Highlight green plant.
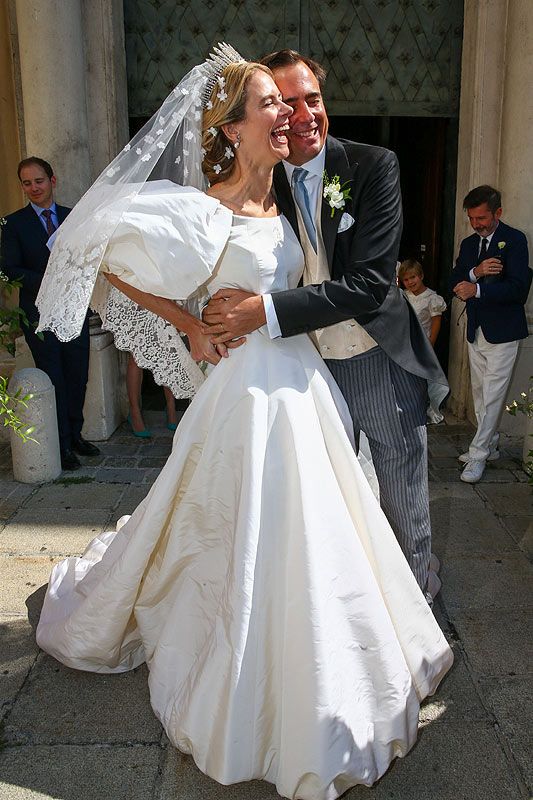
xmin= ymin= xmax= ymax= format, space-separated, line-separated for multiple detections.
xmin=1 ymin=220 xmax=38 ymax=442
xmin=506 ymin=376 xmax=533 ymax=484
xmin=0 ymin=374 xmax=36 ymax=442
xmin=0 ymin=271 xmax=30 ymax=356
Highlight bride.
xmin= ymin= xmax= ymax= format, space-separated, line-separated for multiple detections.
xmin=35 ymin=45 xmax=452 ymax=800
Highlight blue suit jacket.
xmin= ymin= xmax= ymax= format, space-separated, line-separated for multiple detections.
xmin=1 ymin=203 xmax=71 ymax=324
xmin=450 ymin=220 xmax=531 ymax=343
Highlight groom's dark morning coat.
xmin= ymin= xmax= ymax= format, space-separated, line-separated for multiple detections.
xmin=272 ymin=135 xmax=446 ymax=385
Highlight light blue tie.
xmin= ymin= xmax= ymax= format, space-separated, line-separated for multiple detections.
xmin=292 ymin=167 xmax=317 ymax=252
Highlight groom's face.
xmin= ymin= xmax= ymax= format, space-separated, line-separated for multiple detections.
xmin=271 ymin=61 xmax=329 ymax=166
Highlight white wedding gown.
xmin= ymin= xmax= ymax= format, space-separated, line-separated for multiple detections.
xmin=36 ymin=185 xmax=452 ymax=800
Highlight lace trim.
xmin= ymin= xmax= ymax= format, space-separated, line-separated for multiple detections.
xmin=36 ymin=235 xmax=109 ymax=343
xmin=98 ymin=284 xmax=205 ymax=399
xmin=36 ymin=234 xmax=205 ymax=399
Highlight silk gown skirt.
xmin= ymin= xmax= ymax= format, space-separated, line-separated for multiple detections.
xmin=36 ymin=206 xmax=453 ymax=800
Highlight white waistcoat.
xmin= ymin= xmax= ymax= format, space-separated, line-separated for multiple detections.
xmin=294 ymin=203 xmax=378 ymax=360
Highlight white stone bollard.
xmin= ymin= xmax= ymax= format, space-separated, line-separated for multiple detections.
xmin=9 ymin=368 xmax=61 ymax=483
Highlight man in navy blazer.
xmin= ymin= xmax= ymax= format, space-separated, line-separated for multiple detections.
xmin=1 ymin=157 xmax=99 ymax=470
xmin=451 ymin=184 xmax=531 ymax=483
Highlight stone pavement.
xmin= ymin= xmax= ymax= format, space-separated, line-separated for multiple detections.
xmin=0 ymin=411 xmax=531 ymax=800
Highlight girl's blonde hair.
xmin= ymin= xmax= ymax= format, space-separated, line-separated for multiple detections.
xmin=202 ymin=62 xmax=273 ymax=185
xmin=398 ymin=258 xmax=424 ymax=284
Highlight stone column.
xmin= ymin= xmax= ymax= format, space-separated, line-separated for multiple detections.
xmin=448 ymin=0 xmax=509 ymax=420
xmin=82 ymin=0 xmax=129 ymax=180
xmin=0 ymin=4 xmax=23 ymax=404
xmin=81 ymin=320 xmax=123 ymax=441
xmin=497 ymin=0 xmax=533 ymax=435
xmin=14 ymin=0 xmax=92 ymax=206
xmin=0 ymin=2 xmax=22 ymax=214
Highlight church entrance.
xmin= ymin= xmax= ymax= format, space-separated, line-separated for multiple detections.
xmin=330 ymin=114 xmax=457 ymax=368
xmin=124 ymin=0 xmax=464 ymax=375
xmin=330 ymin=116 xmax=457 ymax=294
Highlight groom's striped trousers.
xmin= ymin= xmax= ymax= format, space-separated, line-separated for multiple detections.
xmin=326 ymin=346 xmax=431 ymax=592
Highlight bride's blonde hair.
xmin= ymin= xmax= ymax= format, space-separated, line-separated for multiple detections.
xmin=202 ymin=62 xmax=272 ymax=185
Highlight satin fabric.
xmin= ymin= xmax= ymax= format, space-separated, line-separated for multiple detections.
xmin=37 ymin=199 xmax=452 ymax=799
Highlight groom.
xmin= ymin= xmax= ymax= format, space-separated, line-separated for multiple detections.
xmin=204 ymin=50 xmax=447 ymax=595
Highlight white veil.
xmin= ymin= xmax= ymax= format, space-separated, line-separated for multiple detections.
xmin=36 ymin=44 xmax=244 ymax=398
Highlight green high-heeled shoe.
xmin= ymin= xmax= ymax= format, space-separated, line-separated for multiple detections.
xmin=127 ymin=414 xmax=152 ymax=438
xmin=166 ymin=412 xmax=178 ymax=431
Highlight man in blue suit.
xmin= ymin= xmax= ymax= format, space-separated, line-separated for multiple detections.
xmin=1 ymin=157 xmax=100 ymax=470
xmin=452 ymin=184 xmax=531 ymax=483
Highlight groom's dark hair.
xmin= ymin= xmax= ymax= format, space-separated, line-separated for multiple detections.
xmin=261 ymin=49 xmax=327 ymax=87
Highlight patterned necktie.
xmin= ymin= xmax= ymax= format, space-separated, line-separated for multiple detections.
xmin=42 ymin=209 xmax=56 ymax=237
xmin=478 ymin=237 xmax=488 ymax=263
xmin=292 ymin=167 xmax=317 ymax=252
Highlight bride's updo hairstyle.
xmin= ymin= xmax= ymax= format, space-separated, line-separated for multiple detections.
xmin=202 ymin=62 xmax=272 ymax=185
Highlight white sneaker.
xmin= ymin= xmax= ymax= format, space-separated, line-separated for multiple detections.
xmin=427 ymin=408 xmax=444 ymax=424
xmin=460 ymin=459 xmax=486 ymax=483
xmin=458 ymin=448 xmax=499 ymax=463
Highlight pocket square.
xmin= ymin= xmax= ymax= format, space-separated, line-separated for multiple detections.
xmin=338 ymin=212 xmax=355 ymax=233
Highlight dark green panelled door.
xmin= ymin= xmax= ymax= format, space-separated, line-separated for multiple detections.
xmin=124 ymin=0 xmax=463 ymax=119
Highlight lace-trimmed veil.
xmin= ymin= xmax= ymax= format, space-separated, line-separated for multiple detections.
xmin=36 ymin=44 xmax=245 ymax=398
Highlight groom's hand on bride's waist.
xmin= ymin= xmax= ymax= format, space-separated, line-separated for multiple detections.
xmin=203 ymin=289 xmax=266 ymax=344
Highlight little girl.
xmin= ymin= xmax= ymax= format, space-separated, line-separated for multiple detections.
xmin=398 ymin=259 xmax=448 ymax=424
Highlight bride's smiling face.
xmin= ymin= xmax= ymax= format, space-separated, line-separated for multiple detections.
xmin=226 ymin=71 xmax=292 ymax=168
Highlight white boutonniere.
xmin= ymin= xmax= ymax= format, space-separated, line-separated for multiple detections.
xmin=323 ymin=171 xmax=352 ymax=218
xmin=497 ymin=241 xmax=506 ymax=250
xmin=0 ymin=217 xmax=6 ymax=226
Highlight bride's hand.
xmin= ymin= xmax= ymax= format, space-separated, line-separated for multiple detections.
xmin=186 ymin=326 xmax=222 ymax=365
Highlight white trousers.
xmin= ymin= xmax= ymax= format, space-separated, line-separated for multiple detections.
xmin=467 ymin=328 xmax=519 ymax=461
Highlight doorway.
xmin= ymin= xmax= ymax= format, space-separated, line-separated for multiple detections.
xmin=329 ymin=115 xmax=458 ymax=370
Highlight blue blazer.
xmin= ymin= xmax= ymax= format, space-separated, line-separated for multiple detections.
xmin=1 ymin=203 xmax=71 ymax=324
xmin=450 ymin=220 xmax=531 ymax=343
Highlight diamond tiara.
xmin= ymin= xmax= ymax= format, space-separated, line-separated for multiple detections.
xmin=201 ymin=42 xmax=246 ymax=108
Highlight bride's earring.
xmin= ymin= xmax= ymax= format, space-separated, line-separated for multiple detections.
xmin=233 ymin=133 xmax=241 ymax=150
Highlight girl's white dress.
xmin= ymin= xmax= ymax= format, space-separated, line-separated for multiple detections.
xmin=403 ymin=287 xmax=447 ymax=339
xmin=36 ymin=184 xmax=452 ymax=800
xmin=404 ymin=288 xmax=449 ymax=421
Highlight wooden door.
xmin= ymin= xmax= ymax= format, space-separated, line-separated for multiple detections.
xmin=124 ymin=1 xmax=463 ymax=120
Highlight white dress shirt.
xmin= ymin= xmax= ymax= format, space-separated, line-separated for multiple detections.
xmin=263 ymin=148 xmax=326 ymax=338
xmin=468 ymin=226 xmax=499 ymax=299
xmin=31 ymin=201 xmax=58 ymax=231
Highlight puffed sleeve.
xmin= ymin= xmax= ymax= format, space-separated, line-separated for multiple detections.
xmin=428 ymin=292 xmax=447 ymax=316
xmin=100 ymin=182 xmax=232 ymax=300
xmin=36 ymin=181 xmax=233 ymax=399
xmin=93 ymin=184 xmax=233 ymax=398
